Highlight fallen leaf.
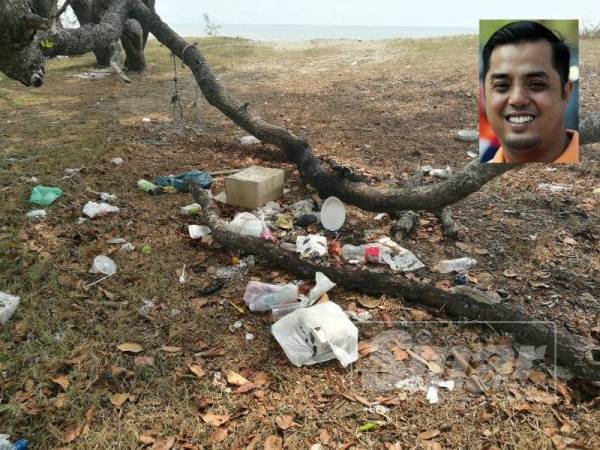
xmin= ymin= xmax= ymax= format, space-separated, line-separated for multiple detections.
xmin=264 ymin=435 xmax=283 ymax=450
xmin=389 ymin=345 xmax=408 ymax=361
xmin=201 ymin=413 xmax=230 ymax=427
xmin=51 ymin=375 xmax=70 ymax=390
xmin=235 ymin=382 xmax=258 ymax=394
xmin=420 ymin=346 xmax=439 ymax=361
xmin=418 ymin=429 xmax=441 ymax=440
xmin=226 ymin=370 xmax=250 ymax=386
xmin=188 ymin=364 xmax=205 ymax=379
xmin=111 ymin=366 xmax=134 ymax=378
xmin=209 ymin=428 xmax=228 ymax=444
xmin=63 ymin=423 xmax=83 ymax=443
xmin=53 ymin=393 xmax=68 ymax=409
xmin=358 ymin=296 xmax=381 ymax=309
xmin=276 ymin=414 xmax=294 ymax=430
xmin=562 ymin=237 xmax=576 ymax=246
xmin=139 ymin=434 xmax=156 ymax=445
xmin=406 ymin=348 xmax=443 ymax=374
xmin=409 ymin=309 xmax=432 ymax=321
xmin=190 ymin=298 xmax=209 ymax=310
xmin=513 ymin=402 xmax=531 ymax=412
xmin=152 ymin=437 xmax=176 ymax=450
xmin=160 ymin=346 xmax=182 ymax=353
xmin=319 ymin=428 xmax=331 ymax=445
xmin=382 ymin=313 xmax=393 ymax=328
xmin=134 ymin=356 xmax=155 ymax=367
xmin=196 ymin=347 xmax=226 ymax=358
xmin=455 ymin=242 xmax=469 ymax=250
xmin=528 ymin=370 xmax=546 ymax=385
xmin=253 ymin=371 xmax=269 ymax=385
xmin=434 ymin=279 xmax=452 ymax=291
xmin=358 ymin=341 xmax=379 ymax=357
xmin=503 ymin=270 xmax=517 ymax=278
xmin=110 ymin=393 xmax=130 ymax=407
xmin=117 ymin=342 xmax=143 ymax=353
xmin=473 ymin=247 xmax=489 ymax=255
xmin=81 ymin=407 xmax=96 ymax=435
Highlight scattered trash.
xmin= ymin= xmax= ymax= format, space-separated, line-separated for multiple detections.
xmin=245 ymin=332 xmax=255 ymax=341
xmin=111 ymin=157 xmax=125 ymax=165
xmin=140 ymin=244 xmax=152 ymax=255
xmin=271 ymin=302 xmax=304 ymax=321
xmin=213 ymin=191 xmax=227 ymax=203
xmin=26 ymin=210 xmax=46 ymax=220
xmin=180 ymin=203 xmax=202 ymax=215
xmin=189 ymin=225 xmax=211 ymax=239
xmin=137 ymin=179 xmax=162 ymax=194
xmin=225 ymin=165 xmax=285 ymax=209
xmin=198 ymin=279 xmax=226 ymax=295
xmin=467 ymin=150 xmax=479 ymax=158
xmin=0 ymin=435 xmax=28 ymax=450
xmin=0 ymin=292 xmax=20 ymax=325
xmin=100 ymin=192 xmax=117 ymax=202
xmin=374 ymin=213 xmax=387 ymax=221
xmin=296 ymin=234 xmax=328 ymax=258
xmin=255 ymin=201 xmax=282 ymax=220
xmin=89 ymin=255 xmax=117 ymax=276
xmin=435 ymin=379 xmax=455 ymax=391
xmin=26 ymin=176 xmax=38 ymax=184
xmin=142 ymin=117 xmax=151 ymax=122
xmin=434 ymin=257 xmax=476 ymax=273
xmin=76 ymin=217 xmax=87 ymax=224
xmin=421 ymin=165 xmax=434 ymax=175
xmin=243 ymin=281 xmax=298 ymax=312
xmin=63 ymin=167 xmax=82 ymax=179
xmin=139 ymin=299 xmax=154 ymax=317
xmin=307 ymin=272 xmax=336 ymax=305
xmin=179 ymin=264 xmax=187 ymax=284
xmin=275 ymin=213 xmax=294 ymax=230
xmin=73 ymin=71 xmax=112 ymax=79
xmin=341 ymin=241 xmax=424 ymax=271
xmin=107 ymin=238 xmax=127 ymax=244
xmin=454 ymin=273 xmax=467 ymax=285
xmin=229 ymin=212 xmax=274 ymax=241
xmin=429 ymin=166 xmax=453 ymax=179
xmin=291 ymin=199 xmax=316 ymax=218
xmin=120 ymin=243 xmax=135 ymax=252
xmin=154 ymin=170 xmax=213 ymax=192
xmin=237 ymin=135 xmax=261 ymax=145
xmin=271 ymin=301 xmax=358 ymax=367
xmin=426 ymin=385 xmax=439 ymax=404
xmin=83 ymin=201 xmax=120 ymax=218
xmin=394 ymin=376 xmax=425 ymax=392
xmin=538 ymin=183 xmax=573 ymax=193
xmin=29 ymin=186 xmax=62 ymax=206
xmin=457 ymin=129 xmax=479 ymax=142
xmin=347 ymin=310 xmax=373 ymax=323
xmin=320 ymin=196 xmax=346 ymax=231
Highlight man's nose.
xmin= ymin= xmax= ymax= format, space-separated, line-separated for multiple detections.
xmin=508 ymin=85 xmax=530 ymax=107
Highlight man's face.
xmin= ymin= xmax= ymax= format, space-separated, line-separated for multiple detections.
xmin=484 ymin=40 xmax=572 ymax=161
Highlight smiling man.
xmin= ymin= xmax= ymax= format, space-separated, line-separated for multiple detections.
xmin=482 ymin=21 xmax=578 ymax=163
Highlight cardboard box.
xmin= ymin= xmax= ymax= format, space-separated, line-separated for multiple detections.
xmin=225 ymin=166 xmax=285 ymax=209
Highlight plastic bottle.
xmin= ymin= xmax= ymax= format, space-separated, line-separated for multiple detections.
xmin=137 ymin=179 xmax=162 ymax=195
xmin=0 ymin=435 xmax=28 ymax=450
xmin=436 ymin=257 xmax=477 ymax=274
xmin=243 ymin=282 xmax=298 ymax=312
xmin=341 ymin=244 xmax=390 ymax=263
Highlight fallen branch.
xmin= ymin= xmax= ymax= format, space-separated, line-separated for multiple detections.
xmin=191 ymin=186 xmax=600 ymax=380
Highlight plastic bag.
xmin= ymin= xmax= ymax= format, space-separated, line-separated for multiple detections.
xmin=189 ymin=225 xmax=211 ymax=239
xmin=243 ymin=281 xmax=298 ymax=312
xmin=29 ymin=186 xmax=62 ymax=206
xmin=307 ymin=272 xmax=336 ymax=305
xmin=296 ymin=235 xmax=328 ymax=258
xmin=82 ymin=201 xmax=120 ymax=218
xmin=229 ymin=212 xmax=274 ymax=241
xmin=271 ymin=302 xmax=358 ymax=367
xmin=0 ymin=292 xmax=20 ymax=325
xmin=154 ymin=169 xmax=213 ymax=192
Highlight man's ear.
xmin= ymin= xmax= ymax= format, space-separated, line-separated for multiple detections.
xmin=562 ymin=79 xmax=573 ymax=102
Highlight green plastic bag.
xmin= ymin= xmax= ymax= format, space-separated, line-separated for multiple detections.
xmin=29 ymin=186 xmax=63 ymax=206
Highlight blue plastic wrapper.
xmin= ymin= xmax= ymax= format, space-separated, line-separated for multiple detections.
xmin=154 ymin=170 xmax=212 ymax=192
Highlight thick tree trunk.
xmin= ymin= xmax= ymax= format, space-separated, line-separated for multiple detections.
xmin=191 ymin=186 xmax=600 ymax=380
xmin=122 ymin=17 xmax=145 ymax=71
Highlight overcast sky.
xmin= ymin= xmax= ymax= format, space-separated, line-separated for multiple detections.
xmin=156 ymin=0 xmax=599 ymax=27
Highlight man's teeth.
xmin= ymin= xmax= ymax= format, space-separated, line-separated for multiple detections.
xmin=508 ymin=115 xmax=534 ymax=124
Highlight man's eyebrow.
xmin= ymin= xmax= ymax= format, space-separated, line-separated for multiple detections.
xmin=489 ymin=73 xmax=510 ymax=80
xmin=525 ymin=71 xmax=549 ymax=79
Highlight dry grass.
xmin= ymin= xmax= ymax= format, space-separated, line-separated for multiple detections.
xmin=1 ymin=36 xmax=599 ymax=449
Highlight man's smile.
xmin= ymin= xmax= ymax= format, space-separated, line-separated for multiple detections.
xmin=504 ymin=112 xmax=536 ymax=129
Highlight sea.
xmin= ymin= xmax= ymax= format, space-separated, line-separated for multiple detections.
xmin=168 ymin=23 xmax=477 ymax=41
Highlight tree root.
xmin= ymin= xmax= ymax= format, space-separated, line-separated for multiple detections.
xmin=191 ymin=186 xmax=600 ymax=380
xmin=436 ymin=208 xmax=460 ymax=239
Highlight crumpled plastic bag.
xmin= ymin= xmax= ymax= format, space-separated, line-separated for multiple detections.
xmin=296 ymin=234 xmax=328 ymax=257
xmin=89 ymin=255 xmax=117 ymax=275
xmin=29 ymin=185 xmax=63 ymax=206
xmin=229 ymin=212 xmax=274 ymax=241
xmin=307 ymin=272 xmax=336 ymax=305
xmin=83 ymin=201 xmax=120 ymax=218
xmin=154 ymin=170 xmax=213 ymax=192
xmin=271 ymin=302 xmax=358 ymax=367
xmin=0 ymin=292 xmax=20 ymax=325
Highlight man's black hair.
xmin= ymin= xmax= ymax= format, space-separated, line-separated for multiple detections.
xmin=482 ymin=21 xmax=571 ymax=88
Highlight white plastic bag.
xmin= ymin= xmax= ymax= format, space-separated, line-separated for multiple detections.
xmin=296 ymin=235 xmax=328 ymax=258
xmin=83 ymin=201 xmax=120 ymax=218
xmin=0 ymin=292 xmax=20 ymax=325
xmin=229 ymin=212 xmax=274 ymax=241
xmin=271 ymin=302 xmax=358 ymax=367
xmin=243 ymin=281 xmax=298 ymax=311
xmin=307 ymin=272 xmax=336 ymax=305
xmin=189 ymin=225 xmax=211 ymax=239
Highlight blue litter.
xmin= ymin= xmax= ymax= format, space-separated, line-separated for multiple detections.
xmin=154 ymin=170 xmax=212 ymax=192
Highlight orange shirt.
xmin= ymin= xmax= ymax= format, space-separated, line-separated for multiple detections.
xmin=490 ymin=130 xmax=579 ymax=163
